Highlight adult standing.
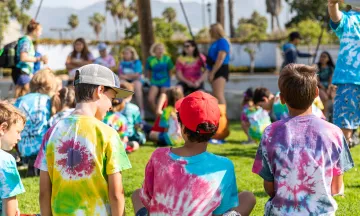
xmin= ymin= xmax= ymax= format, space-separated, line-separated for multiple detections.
xmin=176 ymin=40 xmax=207 ymax=96
xmin=13 ymin=19 xmax=48 ymax=97
xmin=281 ymin=32 xmax=314 ymax=68
xmin=206 ymin=23 xmax=230 ymax=105
xmin=65 ymin=38 xmax=94 ymax=84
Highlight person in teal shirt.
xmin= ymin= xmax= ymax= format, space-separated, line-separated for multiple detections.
xmin=146 ymin=43 xmax=174 ymax=114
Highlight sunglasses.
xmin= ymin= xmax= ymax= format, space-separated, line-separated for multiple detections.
xmin=184 ymin=44 xmax=192 ymax=48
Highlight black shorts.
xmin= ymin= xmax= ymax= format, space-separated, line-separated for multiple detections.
xmin=177 ymin=81 xmax=204 ymax=95
xmin=136 ymin=207 xmax=148 ymax=216
xmin=11 ymin=67 xmax=22 ymax=84
xmin=213 ymin=64 xmax=229 ymax=82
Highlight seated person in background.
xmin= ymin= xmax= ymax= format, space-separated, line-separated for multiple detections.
xmin=252 ymin=64 xmax=354 ymax=216
xmin=317 ymin=51 xmax=335 ymax=117
xmin=242 ymin=87 xmax=272 ymax=143
xmin=94 ymin=42 xmax=116 ymax=69
xmin=0 ymin=102 xmax=26 ymax=216
xmin=240 ymin=88 xmax=255 ymax=144
xmin=149 ymin=87 xmax=184 ymax=146
xmin=103 ymin=98 xmax=139 ymax=153
xmin=132 ymin=91 xmax=256 ymax=216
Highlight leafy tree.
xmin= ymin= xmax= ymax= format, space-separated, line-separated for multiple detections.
xmin=89 ymin=13 xmax=106 ymax=40
xmin=68 ymin=14 xmax=79 ymax=38
xmin=195 ymin=27 xmax=210 ymax=40
xmin=106 ymin=0 xmax=123 ymax=39
xmin=162 ymin=7 xmax=177 ymax=23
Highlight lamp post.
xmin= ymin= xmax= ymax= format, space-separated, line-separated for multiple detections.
xmin=207 ymin=2 xmax=212 ymax=26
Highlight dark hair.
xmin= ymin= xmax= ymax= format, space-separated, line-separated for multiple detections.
xmin=182 ymin=40 xmax=200 ymax=58
xmin=317 ymin=51 xmax=335 ymax=69
xmin=51 ymin=87 xmax=76 ymax=115
xmin=27 ymin=19 xmax=40 ymax=34
xmin=253 ymin=87 xmax=271 ymax=105
xmin=167 ymin=87 xmax=184 ymax=107
xmin=242 ymin=87 xmax=254 ymax=106
xmin=278 ymin=64 xmax=318 ymax=110
xmin=177 ymin=113 xmax=218 ymax=143
xmin=289 ymin=31 xmax=301 ymax=41
xmin=71 ymin=38 xmax=91 ymax=61
xmin=74 ymin=71 xmax=111 ymax=102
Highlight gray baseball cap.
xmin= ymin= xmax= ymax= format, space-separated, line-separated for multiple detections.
xmin=74 ymin=64 xmax=134 ymax=98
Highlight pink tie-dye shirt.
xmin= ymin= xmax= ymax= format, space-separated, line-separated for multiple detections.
xmin=252 ymin=115 xmax=354 ymax=216
xmin=140 ymin=147 xmax=239 ymax=215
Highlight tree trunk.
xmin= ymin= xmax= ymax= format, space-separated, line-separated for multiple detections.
xmin=271 ymin=15 xmax=274 ymax=32
xmin=250 ymin=56 xmax=255 ymax=74
xmin=275 ymin=15 xmax=281 ymax=31
xmin=216 ymin=0 xmax=225 ymax=27
xmin=228 ymin=0 xmax=235 ymax=38
xmin=136 ymin=0 xmax=154 ymax=71
xmin=113 ymin=17 xmax=119 ymax=40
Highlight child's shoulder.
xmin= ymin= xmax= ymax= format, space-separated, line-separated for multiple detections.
xmin=208 ymin=152 xmax=235 ymax=168
xmin=0 ymin=150 xmax=17 ymax=168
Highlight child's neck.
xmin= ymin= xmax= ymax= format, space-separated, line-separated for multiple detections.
xmin=73 ymin=102 xmax=97 ymax=117
xmin=172 ymin=142 xmax=207 ymax=157
xmin=288 ymin=106 xmax=313 ymax=117
xmin=321 ymin=63 xmax=328 ymax=68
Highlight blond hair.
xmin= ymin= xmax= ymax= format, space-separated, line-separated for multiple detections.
xmin=210 ymin=23 xmax=227 ymax=40
xmin=150 ymin=42 xmax=165 ymax=56
xmin=0 ymin=101 xmax=26 ymax=128
xmin=30 ymin=68 xmax=56 ymax=96
xmin=123 ymin=46 xmax=139 ymax=61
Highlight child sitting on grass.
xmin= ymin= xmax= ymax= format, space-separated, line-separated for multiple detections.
xmin=149 ymin=87 xmax=184 ymax=146
xmin=35 ymin=64 xmax=133 ymax=215
xmin=120 ymin=82 xmax=147 ymax=145
xmin=49 ymin=87 xmax=76 ymax=127
xmin=132 ymin=91 xmax=256 ymax=216
xmin=240 ymin=88 xmax=255 ymax=144
xmin=241 ymin=87 xmax=272 ymax=144
xmin=103 ymin=98 xmax=139 ymax=153
xmin=14 ymin=68 xmax=56 ymax=177
xmin=252 ymin=64 xmax=354 ymax=215
xmin=0 ymin=102 xmax=26 ymax=216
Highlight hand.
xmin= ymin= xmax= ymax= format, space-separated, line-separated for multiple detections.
xmin=15 ymin=208 xmax=20 ymax=216
xmin=193 ymin=80 xmax=201 ymax=88
xmin=41 ymin=55 xmax=48 ymax=64
xmin=156 ymin=109 xmax=163 ymax=116
xmin=328 ymin=0 xmax=343 ymax=6
xmin=208 ymin=73 xmax=215 ymax=83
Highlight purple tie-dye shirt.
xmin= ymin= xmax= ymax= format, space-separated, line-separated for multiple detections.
xmin=252 ymin=115 xmax=354 ymax=216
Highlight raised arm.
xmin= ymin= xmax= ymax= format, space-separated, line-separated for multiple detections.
xmin=328 ymin=0 xmax=343 ymax=23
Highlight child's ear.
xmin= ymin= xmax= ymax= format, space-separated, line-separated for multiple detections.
xmin=279 ymin=92 xmax=286 ymax=105
xmin=315 ymin=87 xmax=320 ymax=98
xmin=0 ymin=122 xmax=8 ymax=136
xmin=94 ymin=86 xmax=104 ymax=99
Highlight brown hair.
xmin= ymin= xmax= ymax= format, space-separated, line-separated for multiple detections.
xmin=51 ymin=87 xmax=76 ymax=115
xmin=27 ymin=19 xmax=41 ymax=34
xmin=71 ymin=38 xmax=91 ymax=61
xmin=0 ymin=101 xmax=26 ymax=128
xmin=167 ymin=87 xmax=184 ymax=107
xmin=30 ymin=69 xmax=56 ymax=96
xmin=278 ymin=64 xmax=318 ymax=110
xmin=253 ymin=87 xmax=271 ymax=105
xmin=112 ymin=98 xmax=126 ymax=112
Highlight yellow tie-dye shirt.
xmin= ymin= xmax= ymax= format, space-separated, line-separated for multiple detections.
xmin=35 ymin=115 xmax=131 ymax=216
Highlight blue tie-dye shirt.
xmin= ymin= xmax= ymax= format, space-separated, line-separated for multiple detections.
xmin=0 ymin=150 xmax=25 ymax=213
xmin=252 ymin=115 xmax=354 ymax=216
xmin=15 ymin=93 xmax=51 ymax=157
xmin=330 ymin=10 xmax=360 ymax=85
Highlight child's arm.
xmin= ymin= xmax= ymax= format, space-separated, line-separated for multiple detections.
xmin=108 ymin=172 xmax=125 ymax=216
xmin=331 ymin=175 xmax=344 ymax=195
xmin=328 ymin=0 xmax=344 ymax=23
xmin=264 ymin=180 xmax=275 ymax=198
xmin=3 ymin=196 xmax=19 ymax=216
xmin=39 ymin=171 xmax=52 ymax=216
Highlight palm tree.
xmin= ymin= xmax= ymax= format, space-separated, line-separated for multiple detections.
xmin=68 ymin=14 xmax=79 ymax=38
xmin=136 ymin=0 xmax=154 ymax=67
xmin=266 ymin=0 xmax=282 ymax=32
xmin=106 ymin=0 xmax=123 ymax=39
xmin=228 ymin=0 xmax=235 ymax=38
xmin=216 ymin=0 xmax=225 ymax=27
xmin=162 ymin=7 xmax=177 ymax=23
xmin=126 ymin=8 xmax=136 ymax=24
xmin=89 ymin=13 xmax=106 ymax=40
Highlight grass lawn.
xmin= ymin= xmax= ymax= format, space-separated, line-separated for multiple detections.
xmin=18 ymin=123 xmax=360 ymax=215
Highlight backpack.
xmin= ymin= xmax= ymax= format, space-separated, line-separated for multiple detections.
xmin=0 ymin=39 xmax=19 ymax=68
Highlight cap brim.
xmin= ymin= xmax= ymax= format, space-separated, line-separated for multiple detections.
xmin=112 ymin=87 xmax=134 ymax=99
xmin=175 ymin=97 xmax=185 ymax=111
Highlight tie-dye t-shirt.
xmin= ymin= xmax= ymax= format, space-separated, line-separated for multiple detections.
xmin=252 ymin=115 xmax=354 ymax=216
xmin=330 ymin=10 xmax=360 ymax=85
xmin=35 ymin=115 xmax=131 ymax=216
xmin=103 ymin=111 xmax=128 ymax=140
xmin=176 ymin=54 xmax=206 ymax=82
xmin=15 ymin=93 xmax=51 ymax=157
xmin=140 ymin=148 xmax=239 ymax=215
xmin=272 ymin=92 xmax=325 ymax=121
xmin=146 ymin=55 xmax=174 ymax=85
xmin=0 ymin=150 xmax=25 ymax=213
xmin=159 ymin=106 xmax=183 ymax=146
xmin=121 ymin=102 xmax=142 ymax=137
xmin=242 ymin=106 xmax=272 ymax=142
xmin=49 ymin=108 xmax=75 ymax=127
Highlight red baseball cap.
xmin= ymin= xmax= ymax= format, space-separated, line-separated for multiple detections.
xmin=175 ymin=91 xmax=220 ymax=134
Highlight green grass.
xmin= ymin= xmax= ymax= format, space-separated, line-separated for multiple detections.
xmin=18 ymin=123 xmax=360 ymax=215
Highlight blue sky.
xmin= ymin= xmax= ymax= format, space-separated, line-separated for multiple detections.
xmin=33 ymin=0 xmax=214 ymax=9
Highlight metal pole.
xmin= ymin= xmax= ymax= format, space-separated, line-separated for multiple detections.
xmin=35 ymin=0 xmax=44 ymax=20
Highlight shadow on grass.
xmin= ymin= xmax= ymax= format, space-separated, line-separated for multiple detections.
xmin=212 ymin=146 xmax=258 ymax=159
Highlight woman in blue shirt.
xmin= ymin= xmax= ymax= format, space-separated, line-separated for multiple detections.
xmin=206 ymin=23 xmax=230 ymax=105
